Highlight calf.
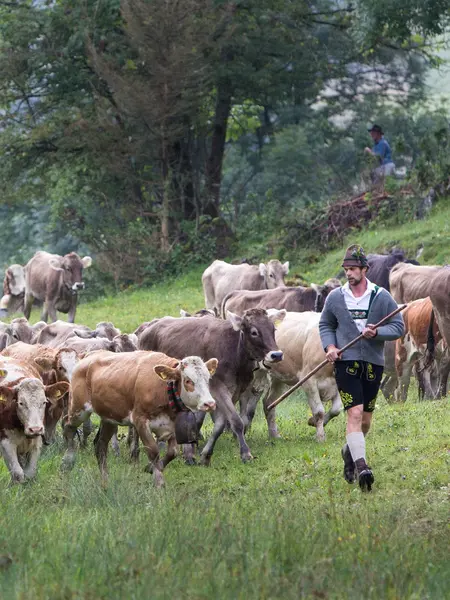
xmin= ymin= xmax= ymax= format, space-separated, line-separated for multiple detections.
xmin=0 ymin=356 xmax=68 ymax=483
xmin=62 ymin=352 xmax=217 ymax=487
xmin=138 ymin=308 xmax=285 ymax=464
xmin=260 ymin=311 xmax=343 ymax=441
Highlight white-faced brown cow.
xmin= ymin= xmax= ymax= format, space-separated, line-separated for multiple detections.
xmin=62 ymin=352 xmax=217 ymax=487
xmin=0 ymin=356 xmax=68 ymax=483
xmin=1 ymin=342 xmax=78 ymax=443
xmin=202 ymin=259 xmax=289 ymax=314
xmin=221 ymin=278 xmax=341 ymax=318
xmin=0 ymin=264 xmax=26 ymax=317
xmin=24 ymin=251 xmax=92 ymax=323
xmin=389 ymin=263 xmax=442 ymax=303
xmin=257 ymin=311 xmax=343 ymax=441
xmin=394 ymin=297 xmax=448 ymax=401
xmin=138 ymin=308 xmax=285 ymax=465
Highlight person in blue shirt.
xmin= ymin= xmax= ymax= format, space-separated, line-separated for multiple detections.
xmin=364 ymin=124 xmax=395 ymax=184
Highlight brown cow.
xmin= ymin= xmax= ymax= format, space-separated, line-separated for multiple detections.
xmin=0 ymin=264 xmax=26 ymax=317
xmin=0 ymin=356 xmax=68 ymax=482
xmin=394 ymin=298 xmax=448 ymax=401
xmin=221 ymin=279 xmax=341 ymax=318
xmin=62 ymin=352 xmax=217 ymax=487
xmin=24 ymin=251 xmax=92 ymax=323
xmin=202 ymin=259 xmax=289 ymax=314
xmin=389 ymin=263 xmax=442 ymax=303
xmin=138 ymin=308 xmax=285 ymax=464
xmin=0 ymin=318 xmax=47 ymax=351
xmin=1 ymin=342 xmax=78 ymax=443
xmin=430 ymin=267 xmax=450 ymax=393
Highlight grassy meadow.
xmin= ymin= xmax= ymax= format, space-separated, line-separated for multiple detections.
xmin=1 ymin=206 xmax=450 ymax=599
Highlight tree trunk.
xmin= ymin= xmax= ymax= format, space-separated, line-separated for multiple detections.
xmin=204 ymin=80 xmax=232 ymax=218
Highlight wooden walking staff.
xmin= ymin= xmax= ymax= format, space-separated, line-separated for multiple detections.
xmin=267 ymin=303 xmax=407 ymax=411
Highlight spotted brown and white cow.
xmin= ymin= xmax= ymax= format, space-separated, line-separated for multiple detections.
xmin=62 ymin=352 xmax=217 ymax=487
xmin=0 ymin=356 xmax=68 ymax=483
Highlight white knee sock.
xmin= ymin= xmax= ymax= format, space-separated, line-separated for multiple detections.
xmin=346 ymin=431 xmax=366 ymax=462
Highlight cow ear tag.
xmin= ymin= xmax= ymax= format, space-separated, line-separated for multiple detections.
xmin=160 ymin=372 xmax=167 ymax=380
xmin=0 ymin=370 xmax=6 ymax=378
xmin=274 ymin=320 xmax=282 ymax=328
xmin=56 ymin=390 xmax=61 ymax=398
xmin=0 ymin=394 xmax=4 ymax=402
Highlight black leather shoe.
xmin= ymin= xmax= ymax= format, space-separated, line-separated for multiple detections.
xmin=355 ymin=458 xmax=374 ymax=492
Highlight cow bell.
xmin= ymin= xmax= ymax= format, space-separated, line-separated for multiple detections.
xmin=175 ymin=411 xmax=199 ymax=445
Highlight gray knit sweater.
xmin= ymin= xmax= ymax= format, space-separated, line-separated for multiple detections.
xmin=319 ymin=287 xmax=404 ymax=366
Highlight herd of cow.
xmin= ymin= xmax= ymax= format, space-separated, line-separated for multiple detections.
xmin=0 ymin=248 xmax=448 ymax=487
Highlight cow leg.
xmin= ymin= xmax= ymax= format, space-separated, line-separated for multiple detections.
xmin=62 ymin=404 xmax=93 ymax=471
xmin=201 ymin=385 xmax=252 ymax=465
xmin=82 ymin=417 xmax=95 ymax=447
xmin=380 ymin=373 xmax=397 ymax=401
xmin=304 ymin=380 xmax=326 ymax=441
xmin=0 ymin=439 xmax=25 ymax=483
xmin=22 ymin=438 xmax=43 ymax=481
xmin=162 ymin=435 xmax=178 ymax=468
xmin=199 ymin=411 xmax=227 ymax=466
xmin=324 ymin=389 xmax=343 ymax=426
xmin=437 ymin=353 xmax=450 ymax=398
xmin=263 ymin=378 xmax=285 ymax=439
xmin=133 ymin=417 xmax=165 ymax=488
xmin=111 ymin=433 xmax=120 ymax=457
xmin=24 ymin=293 xmax=34 ymax=320
xmin=94 ymin=421 xmax=117 ymax=483
xmin=68 ymin=300 xmax=77 ymax=324
xmin=394 ymin=362 xmax=413 ymax=402
xmin=127 ymin=426 xmax=140 ymax=462
xmin=47 ymin=301 xmax=58 ymax=324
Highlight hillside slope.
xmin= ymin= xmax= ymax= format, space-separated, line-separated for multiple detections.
xmin=70 ymin=200 xmax=450 ymax=332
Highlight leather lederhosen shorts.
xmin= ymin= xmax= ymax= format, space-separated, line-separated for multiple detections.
xmin=334 ymin=360 xmax=384 ymax=412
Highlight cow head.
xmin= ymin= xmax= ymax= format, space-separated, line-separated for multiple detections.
xmin=227 ymin=308 xmax=286 ymax=364
xmin=9 ymin=317 xmax=34 ymax=344
xmin=154 ymin=356 xmax=218 ymax=412
xmin=111 ymin=334 xmax=138 ymax=352
xmin=42 ymin=381 xmax=71 ymax=444
xmin=311 ymin=278 xmax=341 ymax=312
xmin=95 ymin=321 xmax=121 ymax=340
xmin=49 ymin=253 xmax=92 ymax=293
xmin=3 ymin=264 xmax=25 ymax=297
xmin=259 ymin=260 xmax=289 ymax=289
xmin=0 ymin=379 xmax=68 ymax=438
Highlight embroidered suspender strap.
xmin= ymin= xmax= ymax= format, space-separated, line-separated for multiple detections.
xmin=348 ymin=285 xmax=379 ymax=321
xmin=167 ymin=381 xmax=187 ymax=413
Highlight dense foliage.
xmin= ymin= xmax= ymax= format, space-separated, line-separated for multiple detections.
xmin=0 ymin=0 xmax=449 ymax=290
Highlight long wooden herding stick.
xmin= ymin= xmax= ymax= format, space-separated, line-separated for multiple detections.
xmin=266 ymin=303 xmax=407 ymax=411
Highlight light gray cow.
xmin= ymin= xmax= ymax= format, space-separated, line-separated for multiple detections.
xmin=202 ymin=259 xmax=289 ymax=314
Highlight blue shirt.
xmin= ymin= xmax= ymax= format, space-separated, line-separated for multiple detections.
xmin=372 ymin=138 xmax=393 ymax=165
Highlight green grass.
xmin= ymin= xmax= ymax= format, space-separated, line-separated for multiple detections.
xmin=2 ymin=203 xmax=450 ymax=599
xmin=0 ymin=392 xmax=448 ymax=599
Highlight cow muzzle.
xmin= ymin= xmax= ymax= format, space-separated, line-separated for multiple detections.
xmin=72 ymin=282 xmax=85 ymax=292
xmin=265 ymin=351 xmax=283 ymax=363
xmin=199 ymin=399 xmax=216 ymax=412
xmin=25 ymin=425 xmax=45 ymax=437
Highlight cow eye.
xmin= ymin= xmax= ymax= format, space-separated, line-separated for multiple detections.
xmin=250 ymin=328 xmax=259 ymax=337
xmin=269 ymin=273 xmax=274 ymax=278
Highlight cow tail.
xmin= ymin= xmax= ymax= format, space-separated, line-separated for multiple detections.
xmin=424 ymin=309 xmax=436 ymax=368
